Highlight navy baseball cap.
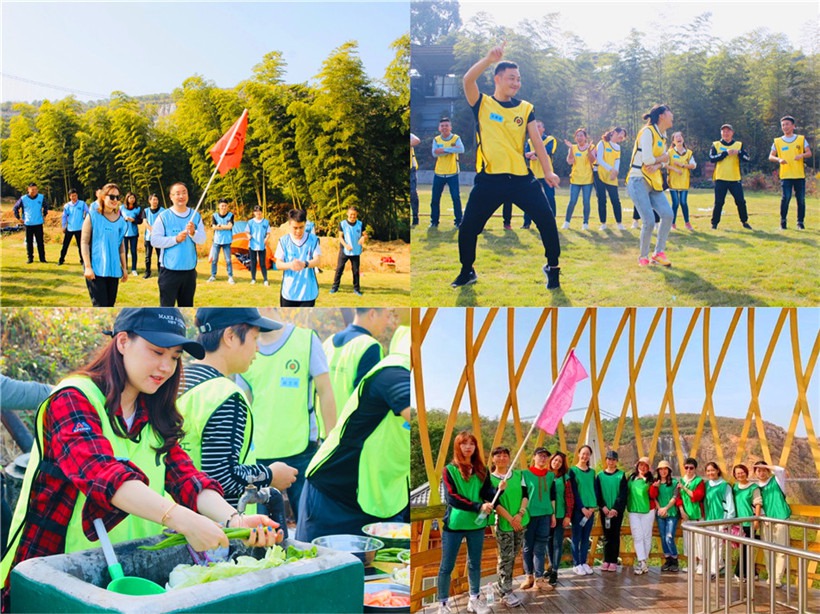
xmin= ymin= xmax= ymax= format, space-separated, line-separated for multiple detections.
xmin=107 ymin=308 xmax=204 ymax=359
xmin=534 ymin=447 xmax=550 ymax=456
xmin=195 ymin=308 xmax=281 ymax=334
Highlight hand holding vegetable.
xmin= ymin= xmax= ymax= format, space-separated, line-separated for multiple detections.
xmin=167 ymin=506 xmax=230 ymax=552
xmin=232 ymin=514 xmax=282 ymax=547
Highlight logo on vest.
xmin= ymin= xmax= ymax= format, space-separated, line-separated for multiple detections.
xmin=72 ymin=420 xmax=92 ymax=434
xmin=285 ymin=359 xmax=300 ymax=374
xmin=514 ymin=116 xmax=524 ymax=126
xmin=489 ymin=112 xmax=504 ymax=123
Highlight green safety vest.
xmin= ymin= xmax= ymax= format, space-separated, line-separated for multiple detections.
xmin=389 ymin=325 xmax=410 ymax=357
xmin=242 ymin=327 xmax=315 ymax=458
xmin=704 ymin=479 xmax=731 ymax=521
xmin=1 ymin=377 xmax=167 ymax=584
xmin=733 ymin=483 xmax=759 ymax=526
xmin=307 ymin=352 xmax=410 ymax=518
xmin=524 ymin=469 xmax=554 ymax=517
xmin=597 ymin=470 xmax=625 ymax=510
xmin=680 ymin=475 xmax=703 ymax=520
xmin=322 ymin=332 xmax=383 ymax=439
xmin=627 ymin=477 xmax=651 ymax=513
xmin=554 ymin=474 xmax=568 ymax=518
xmin=759 ymin=478 xmax=791 ymax=520
xmin=489 ymin=470 xmax=530 ymax=532
xmin=656 ymin=479 xmax=680 ymax=517
xmin=445 ymin=464 xmax=485 ymax=530
xmin=570 ymin=466 xmax=596 ymax=508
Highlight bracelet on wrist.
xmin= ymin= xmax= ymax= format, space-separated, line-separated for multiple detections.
xmin=161 ymin=502 xmax=178 ymax=526
xmin=224 ymin=511 xmax=242 ymax=528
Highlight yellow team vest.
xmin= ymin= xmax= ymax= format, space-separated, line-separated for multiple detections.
xmin=528 ymin=135 xmax=557 ymax=179
xmin=1 ymin=377 xmax=167 ymax=584
xmin=410 ymin=146 xmax=418 ymax=170
xmin=773 ymin=135 xmax=806 ymax=179
xmin=596 ymin=141 xmax=621 ymax=186
xmin=433 ymin=134 xmax=461 ymax=175
xmin=713 ymin=141 xmax=742 ymax=181
xmin=667 ymin=147 xmax=693 ymax=190
xmin=475 ymin=94 xmax=533 ymax=176
xmin=570 ymin=144 xmax=594 ymax=185
xmin=629 ymin=125 xmax=666 ymax=191
xmin=389 ymin=325 xmax=410 ymax=357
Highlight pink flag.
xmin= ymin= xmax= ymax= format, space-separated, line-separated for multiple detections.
xmin=535 ymin=349 xmax=589 ymax=435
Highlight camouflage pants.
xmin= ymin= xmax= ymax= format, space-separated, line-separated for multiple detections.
xmin=495 ymin=528 xmax=525 ymax=595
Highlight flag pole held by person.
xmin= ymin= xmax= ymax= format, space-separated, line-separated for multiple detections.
xmin=193 ymin=109 xmax=249 ymax=216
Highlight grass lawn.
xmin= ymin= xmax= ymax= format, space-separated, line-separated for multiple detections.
xmin=412 ymin=186 xmax=819 ymax=307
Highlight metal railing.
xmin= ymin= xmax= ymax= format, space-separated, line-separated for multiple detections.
xmin=683 ymin=516 xmax=820 ymax=614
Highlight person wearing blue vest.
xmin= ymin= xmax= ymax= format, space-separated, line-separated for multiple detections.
xmin=80 ymin=183 xmax=128 ymax=307
xmin=150 ymin=182 xmax=206 ymax=307
xmin=142 ymin=194 xmax=164 ymax=279
xmin=275 ymin=209 xmax=321 ymax=307
xmin=120 ymin=192 xmax=142 ymax=276
xmin=247 ymin=205 xmax=272 ymax=286
xmin=330 ymin=206 xmax=366 ymax=296
xmin=208 ymin=198 xmax=235 ymax=284
xmin=58 ymin=189 xmax=88 ymax=266
xmin=13 ymin=183 xmax=49 ymax=264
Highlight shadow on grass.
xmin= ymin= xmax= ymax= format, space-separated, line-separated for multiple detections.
xmin=657 ymin=267 xmax=768 ymax=306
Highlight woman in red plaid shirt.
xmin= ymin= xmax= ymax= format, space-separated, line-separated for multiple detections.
xmin=1 ymin=308 xmax=280 ymax=610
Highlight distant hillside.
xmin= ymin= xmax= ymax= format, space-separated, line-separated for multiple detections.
xmin=1 ymin=93 xmax=174 ymax=120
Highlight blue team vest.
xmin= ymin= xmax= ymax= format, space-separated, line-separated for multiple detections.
xmin=248 ymin=218 xmax=270 ymax=251
xmin=158 ymin=208 xmax=201 ymax=271
xmin=64 ymin=201 xmax=87 ymax=232
xmin=90 ymin=209 xmax=127 ymax=277
xmin=120 ymin=205 xmax=141 ymax=237
xmin=143 ymin=207 xmax=163 ymax=241
xmin=305 ymin=220 xmax=316 ymax=235
xmin=341 ymin=220 xmax=363 ymax=256
xmin=279 ymin=233 xmax=320 ymax=301
xmin=20 ymin=194 xmax=45 ymax=225
xmin=213 ymin=212 xmax=234 ymax=245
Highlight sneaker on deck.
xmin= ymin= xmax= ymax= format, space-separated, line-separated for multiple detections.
xmin=583 ymin=563 xmax=594 ymax=575
xmin=638 ymin=257 xmax=650 ymax=267
xmin=467 ymin=596 xmax=489 ymax=614
xmin=574 ymin=565 xmax=586 ymax=576
xmin=438 ymin=601 xmax=452 ymax=614
xmin=501 ymin=592 xmax=522 ymax=608
xmin=451 ymin=269 xmax=478 ymax=288
xmin=542 ymin=264 xmax=560 ymax=290
xmin=561 ymin=221 xmax=570 ymax=229
xmin=651 ymin=251 xmax=671 ymax=267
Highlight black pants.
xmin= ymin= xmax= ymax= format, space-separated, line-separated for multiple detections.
xmin=144 ymin=240 xmax=161 ymax=274
xmin=459 ymin=172 xmax=560 ymax=273
xmin=158 ymin=268 xmax=197 ymax=306
xmin=86 ymin=276 xmax=120 ymax=307
xmin=780 ymin=178 xmax=806 ymax=224
xmin=600 ymin=511 xmax=624 ymax=564
xmin=712 ymin=180 xmax=748 ymax=226
xmin=280 ymin=295 xmax=316 ymax=307
xmin=595 ymin=175 xmax=622 ymax=224
xmin=25 ymin=224 xmax=46 ymax=262
xmin=410 ymin=169 xmax=419 ymax=225
xmin=124 ymin=236 xmax=139 ymax=272
xmin=332 ymin=250 xmax=360 ymax=291
xmin=734 ymin=524 xmax=757 ymax=579
xmin=59 ymin=230 xmax=82 ymax=264
xmin=250 ymin=249 xmax=268 ymax=281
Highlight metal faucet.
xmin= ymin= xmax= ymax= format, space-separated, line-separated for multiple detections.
xmin=237 ymin=484 xmax=271 ymax=513
xmin=237 ymin=484 xmax=289 ymax=544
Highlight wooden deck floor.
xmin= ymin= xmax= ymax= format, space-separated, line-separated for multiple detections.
xmin=418 ymin=565 xmax=820 ymax=613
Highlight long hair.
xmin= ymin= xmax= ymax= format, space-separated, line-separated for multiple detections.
xmin=631 ymin=460 xmax=654 ymax=483
xmin=75 ymin=333 xmax=185 ymax=455
xmin=657 ymin=465 xmax=673 ymax=485
xmin=642 ymin=104 xmax=671 ymax=125
xmin=100 ymin=183 xmax=121 ymax=214
xmin=124 ymin=192 xmax=138 ymax=208
xmin=452 ymin=431 xmax=487 ymax=482
xmin=705 ymin=461 xmax=723 ymax=479
xmin=550 ymin=451 xmax=568 ymax=477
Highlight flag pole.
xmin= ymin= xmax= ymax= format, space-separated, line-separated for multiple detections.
xmin=193 ymin=109 xmax=248 ymax=216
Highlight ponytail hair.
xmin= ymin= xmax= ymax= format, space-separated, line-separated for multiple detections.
xmin=601 ymin=127 xmax=627 ymax=142
xmin=643 ymin=104 xmax=671 ymax=125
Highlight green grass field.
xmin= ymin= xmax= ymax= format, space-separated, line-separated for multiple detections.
xmin=412 ymin=186 xmax=819 ymax=307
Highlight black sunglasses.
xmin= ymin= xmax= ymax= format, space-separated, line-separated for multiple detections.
xmin=107 ymin=194 xmax=121 ymax=201
xmin=684 ymin=465 xmax=695 ymax=469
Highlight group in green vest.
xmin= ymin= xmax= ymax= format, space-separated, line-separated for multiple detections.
xmin=595 ymin=450 xmax=627 ymax=572
xmin=769 ymin=115 xmax=812 ymax=230
xmin=520 ymin=447 xmax=555 ymax=591
xmin=176 ymin=308 xmax=298 ymax=537
xmin=708 ymin=124 xmax=753 ymax=230
xmin=627 ymin=457 xmax=657 ymax=575
xmin=753 ymin=461 xmax=791 ymax=587
xmin=654 ymin=460 xmax=680 ymax=572
xmin=0 ymin=308 xmax=278 ymax=611
xmin=568 ymin=445 xmax=597 ymax=575
xmin=731 ymin=464 xmax=762 ymax=581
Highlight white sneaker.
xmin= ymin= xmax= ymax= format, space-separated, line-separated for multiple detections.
xmin=562 ymin=221 xmax=570 ymax=229
xmin=574 ymin=565 xmax=585 ymax=576
xmin=131 ymin=270 xmax=137 ymax=276
xmin=467 ymin=596 xmax=489 ymax=614
xmin=631 ymin=220 xmax=640 ymax=229
xmin=583 ymin=563 xmax=594 ymax=575
xmin=227 ymin=277 xmax=235 ymax=285
xmin=501 ymin=592 xmax=522 ymax=608
xmin=207 ymin=276 xmax=216 ymax=282
xmin=438 ymin=601 xmax=452 ymax=614
xmin=264 ymin=280 xmax=270 ymax=286
xmin=582 ymin=223 xmax=589 ymax=230
xmin=640 ymin=561 xmax=649 ymax=574
xmin=250 ymin=279 xmax=256 ymax=285
xmin=634 ymin=564 xmax=645 ymax=576
xmin=600 ymin=224 xmax=607 ymax=231
xmin=617 ymin=223 xmax=626 ymax=230
xmin=732 ymin=575 xmax=741 ymax=583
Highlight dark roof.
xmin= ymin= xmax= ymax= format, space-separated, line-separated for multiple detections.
xmin=411 ymin=45 xmax=456 ymax=75
xmin=410 ymin=480 xmax=447 ymax=508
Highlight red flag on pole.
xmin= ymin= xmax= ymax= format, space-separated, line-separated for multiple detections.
xmin=534 ymin=349 xmax=589 ymax=435
xmin=210 ymin=110 xmax=248 ymax=175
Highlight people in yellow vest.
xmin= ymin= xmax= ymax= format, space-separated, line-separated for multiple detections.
xmin=177 ymin=308 xmax=298 ymax=527
xmin=430 ymin=118 xmax=465 ymax=227
xmin=0 ymin=308 xmax=278 ymax=611
xmin=489 ymin=446 xmax=527 ymax=608
xmin=453 ymin=44 xmax=562 ymax=290
xmin=709 ymin=124 xmax=753 ymax=230
xmin=562 ymin=129 xmax=597 ymax=230
xmin=626 ymin=104 xmax=675 ymax=267
xmin=237 ymin=312 xmax=337 ymax=522
xmin=753 ymin=462 xmax=791 ymax=588
xmin=295 ymin=334 xmax=410 ymax=543
xmin=594 ymin=127 xmax=628 ymax=231
xmin=667 ymin=131 xmax=697 ymax=230
xmin=322 ymin=308 xmax=391 ymax=435
xmin=503 ymin=121 xmax=559 ymax=230
xmin=769 ymin=115 xmax=812 ymax=230
xmin=411 ymin=133 xmax=421 ymax=226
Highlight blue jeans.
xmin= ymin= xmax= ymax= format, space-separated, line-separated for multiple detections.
xmin=570 ymin=511 xmax=594 ymax=565
xmin=565 ymin=183 xmax=593 ymax=224
xmin=437 ymin=528 xmax=485 ymax=600
xmin=430 ymin=174 xmax=463 ymax=225
xmin=548 ymin=520 xmax=566 ymax=570
xmin=627 ymin=178 xmax=673 ymax=259
xmin=657 ymin=514 xmax=679 ymax=556
xmin=210 ymin=243 xmax=233 ymax=277
xmin=523 ymin=514 xmax=551 ymax=577
xmin=670 ymin=190 xmax=690 ymax=224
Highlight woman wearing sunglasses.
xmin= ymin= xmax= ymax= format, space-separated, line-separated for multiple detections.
xmin=81 ymin=183 xmax=128 ymax=307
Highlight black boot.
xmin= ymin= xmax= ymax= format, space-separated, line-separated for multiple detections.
xmin=669 ymin=557 xmax=679 ymax=572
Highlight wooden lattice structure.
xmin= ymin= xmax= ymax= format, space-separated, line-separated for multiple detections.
xmin=410 ymin=307 xmax=820 ymax=611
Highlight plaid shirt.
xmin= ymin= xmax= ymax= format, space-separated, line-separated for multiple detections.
xmin=2 ymin=388 xmax=222 ymax=603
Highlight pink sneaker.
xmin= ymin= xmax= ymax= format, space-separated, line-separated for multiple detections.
xmin=671 ymin=223 xmax=677 ymax=230
xmin=685 ymin=222 xmax=694 ymax=230
xmin=638 ymin=257 xmax=650 ymax=267
xmin=605 ymin=562 xmax=617 ymax=571
xmin=651 ymin=251 xmax=671 ymax=267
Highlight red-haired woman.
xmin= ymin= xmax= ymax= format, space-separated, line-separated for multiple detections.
xmin=0 ymin=308 xmax=279 ymax=610
xmin=436 ymin=431 xmax=501 ymax=614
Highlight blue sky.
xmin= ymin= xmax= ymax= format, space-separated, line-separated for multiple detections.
xmin=1 ymin=1 xmax=409 ymax=103
xmin=414 ymin=308 xmax=819 ymax=437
